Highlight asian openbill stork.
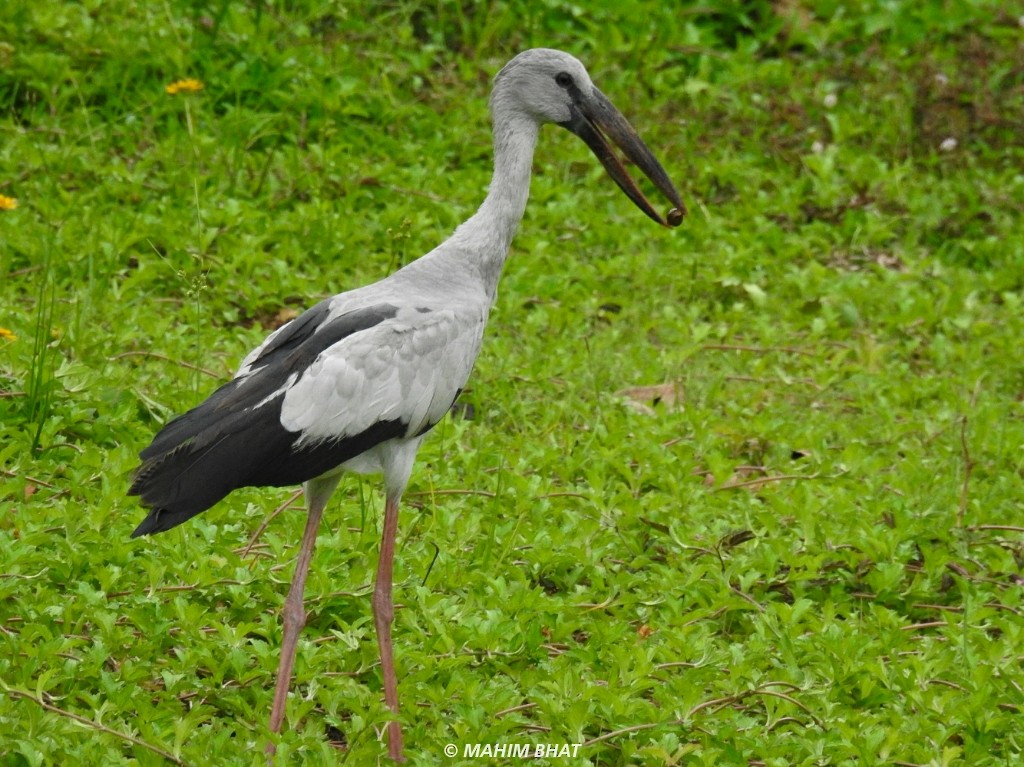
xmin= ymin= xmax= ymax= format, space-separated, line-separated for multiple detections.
xmin=129 ymin=48 xmax=684 ymax=761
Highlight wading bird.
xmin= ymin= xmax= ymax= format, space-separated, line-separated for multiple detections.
xmin=129 ymin=48 xmax=684 ymax=761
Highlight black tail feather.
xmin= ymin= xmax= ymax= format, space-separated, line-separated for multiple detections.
xmin=131 ymin=506 xmax=198 ymax=538
xmin=128 ymin=392 xmax=300 ymax=535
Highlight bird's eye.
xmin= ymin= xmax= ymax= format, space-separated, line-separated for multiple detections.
xmin=554 ymin=72 xmax=573 ymax=88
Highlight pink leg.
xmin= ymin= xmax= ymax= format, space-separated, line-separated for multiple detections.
xmin=265 ymin=478 xmax=336 ymax=757
xmin=373 ymin=492 xmax=405 ymax=762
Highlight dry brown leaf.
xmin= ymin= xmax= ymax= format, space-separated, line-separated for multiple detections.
xmin=274 ymin=307 xmax=300 ymax=326
xmin=616 ymin=382 xmax=684 ymax=415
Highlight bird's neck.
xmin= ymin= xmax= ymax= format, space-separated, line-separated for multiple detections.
xmin=480 ymin=113 xmax=539 ymax=247
xmin=445 ymin=112 xmax=539 ymax=301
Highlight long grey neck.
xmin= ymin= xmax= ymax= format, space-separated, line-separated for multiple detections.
xmin=435 ymin=109 xmax=540 ymax=302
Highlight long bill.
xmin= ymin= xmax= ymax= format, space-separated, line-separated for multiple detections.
xmin=561 ymin=86 xmax=685 ymax=228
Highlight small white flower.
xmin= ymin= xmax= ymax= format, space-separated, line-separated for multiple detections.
xmin=940 ymin=137 xmax=958 ymax=152
xmin=934 ymin=73 xmax=949 ymax=86
xmin=811 ymin=140 xmax=825 ymax=154
xmin=823 ymin=93 xmax=837 ymax=108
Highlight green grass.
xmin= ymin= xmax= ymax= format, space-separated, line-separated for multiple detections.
xmin=2 ymin=1 xmax=1023 ymax=765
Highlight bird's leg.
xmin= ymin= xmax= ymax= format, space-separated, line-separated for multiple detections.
xmin=373 ymin=491 xmax=405 ymax=762
xmin=266 ymin=477 xmax=337 ymax=757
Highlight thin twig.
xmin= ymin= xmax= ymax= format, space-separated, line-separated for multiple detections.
xmin=494 ymin=702 xmax=538 ymax=718
xmin=0 ymin=568 xmax=49 ymax=580
xmin=714 ymin=472 xmax=842 ymax=492
xmin=110 ymin=350 xmax=222 ymax=379
xmin=911 ymin=603 xmax=963 ymax=613
xmin=3 ymin=685 xmax=191 ymax=766
xmin=583 ymin=718 xmax=684 ymax=747
xmin=238 ymin=489 xmax=305 ymax=559
xmin=6 ymin=265 xmax=44 ymax=278
xmin=928 ymin=679 xmax=967 ymax=691
xmin=1 ymin=469 xmax=57 ymax=488
xmin=573 ymin=592 xmax=618 ymax=610
xmin=900 ymin=621 xmax=946 ymax=631
xmin=701 ymin=343 xmax=816 ymax=357
xmin=729 ymin=585 xmax=765 ymax=612
xmin=957 ymin=414 xmax=973 ymax=527
xmin=519 ymin=724 xmax=551 ymax=734
xmin=725 ymin=374 xmax=822 ymax=390
xmin=984 ymin=601 xmax=1023 ymax=617
xmin=405 ymin=488 xmax=497 ymax=499
xmin=752 ymin=688 xmax=823 ymax=726
xmin=421 ymin=541 xmax=440 ymax=587
xmin=583 ymin=684 xmax=819 ymax=747
xmin=106 ymin=579 xmax=247 ymax=599
xmin=654 ymin=661 xmax=700 ymax=670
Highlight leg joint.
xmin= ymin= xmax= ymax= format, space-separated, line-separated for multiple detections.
xmin=372 ymin=587 xmax=394 ymax=623
xmin=282 ymin=597 xmax=307 ymax=632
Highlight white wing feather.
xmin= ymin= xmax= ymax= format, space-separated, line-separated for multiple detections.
xmin=279 ymin=306 xmax=484 ymax=444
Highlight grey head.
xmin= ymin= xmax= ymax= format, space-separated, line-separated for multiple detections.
xmin=491 ymin=48 xmax=685 ymax=227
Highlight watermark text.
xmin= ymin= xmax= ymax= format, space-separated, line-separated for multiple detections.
xmin=444 ymin=743 xmax=582 ymax=759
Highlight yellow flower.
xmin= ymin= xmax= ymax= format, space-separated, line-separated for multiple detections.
xmin=0 ymin=327 xmax=15 ymax=341
xmin=165 ymin=78 xmax=204 ymax=95
xmin=0 ymin=195 xmax=17 ymax=211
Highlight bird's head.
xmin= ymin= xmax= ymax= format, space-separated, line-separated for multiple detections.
xmin=492 ymin=48 xmax=685 ymax=227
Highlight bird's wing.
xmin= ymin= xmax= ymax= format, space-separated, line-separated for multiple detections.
xmin=129 ymin=301 xmax=484 ymax=536
xmin=279 ymin=304 xmax=485 ymax=444
xmin=139 ymin=301 xmax=400 ymax=461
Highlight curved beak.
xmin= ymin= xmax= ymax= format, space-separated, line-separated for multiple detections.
xmin=560 ymin=85 xmax=685 ymax=227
